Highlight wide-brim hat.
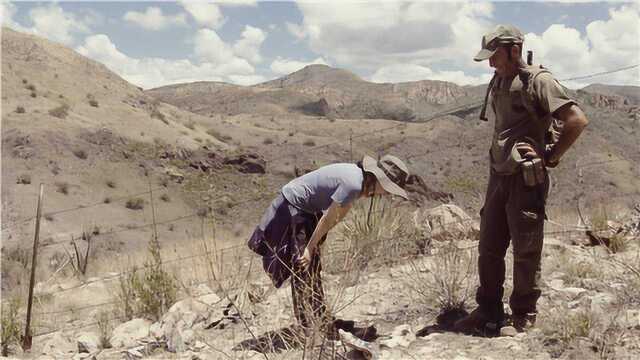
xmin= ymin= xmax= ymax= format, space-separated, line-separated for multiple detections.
xmin=362 ymin=154 xmax=409 ymax=200
xmin=474 ymin=24 xmax=524 ymax=62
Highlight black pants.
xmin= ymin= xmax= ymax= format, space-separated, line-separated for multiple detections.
xmin=476 ymin=170 xmax=548 ymax=321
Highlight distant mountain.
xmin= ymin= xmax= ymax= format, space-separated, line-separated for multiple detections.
xmin=147 ymin=64 xmax=482 ymax=122
xmin=581 ymin=84 xmax=640 ymax=105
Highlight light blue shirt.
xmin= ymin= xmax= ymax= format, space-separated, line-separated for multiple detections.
xmin=281 ymin=163 xmax=363 ymax=214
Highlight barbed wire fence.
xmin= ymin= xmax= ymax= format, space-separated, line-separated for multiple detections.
xmin=2 ymin=63 xmax=639 ymax=342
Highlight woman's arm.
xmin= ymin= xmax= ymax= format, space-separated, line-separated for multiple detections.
xmin=297 ymin=201 xmax=353 ymax=269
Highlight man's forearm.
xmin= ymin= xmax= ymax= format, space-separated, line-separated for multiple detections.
xmin=549 ymin=105 xmax=588 ymax=164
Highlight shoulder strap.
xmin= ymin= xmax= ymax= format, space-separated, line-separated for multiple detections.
xmin=479 ymin=73 xmax=497 ymax=121
xmin=518 ymin=65 xmax=552 ymax=120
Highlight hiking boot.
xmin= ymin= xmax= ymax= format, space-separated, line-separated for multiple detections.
xmin=509 ymin=313 xmax=536 ymax=332
xmin=452 ymin=308 xmax=504 ymax=336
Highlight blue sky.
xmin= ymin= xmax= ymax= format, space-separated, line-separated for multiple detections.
xmin=2 ymin=1 xmax=638 ymax=89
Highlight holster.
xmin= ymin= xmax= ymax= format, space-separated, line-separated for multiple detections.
xmin=521 ymin=158 xmax=545 ymax=187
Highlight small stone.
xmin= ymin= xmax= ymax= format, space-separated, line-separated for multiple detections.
xmin=77 ymin=333 xmax=100 ymax=353
xmin=110 ymin=318 xmax=151 ymax=348
xmin=559 ymin=287 xmax=588 ymax=299
xmin=500 ymin=326 xmax=517 ymax=337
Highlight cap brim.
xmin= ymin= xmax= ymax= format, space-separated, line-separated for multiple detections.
xmin=363 ymin=155 xmax=409 ymax=200
xmin=474 ymin=48 xmax=496 ymax=62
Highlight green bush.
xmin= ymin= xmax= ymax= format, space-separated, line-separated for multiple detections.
xmin=117 ymin=237 xmax=177 ymax=321
xmin=1 ymin=297 xmax=21 ymax=356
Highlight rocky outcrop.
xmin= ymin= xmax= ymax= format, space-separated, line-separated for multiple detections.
xmin=413 ymin=204 xmax=479 ymax=242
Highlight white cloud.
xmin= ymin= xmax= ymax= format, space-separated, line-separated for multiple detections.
xmin=228 ymin=74 xmax=267 ymax=86
xmin=180 ymin=1 xmax=224 ymax=28
xmin=294 ymin=2 xmax=493 ymax=70
xmin=194 ymin=28 xmax=235 ymax=64
xmin=370 ymin=64 xmax=491 ymax=85
xmin=123 ymin=7 xmax=186 ymax=31
xmin=285 ymin=21 xmax=306 ymax=40
xmin=76 ymin=34 xmax=257 ymax=89
xmin=217 ymin=0 xmax=258 ymax=6
xmin=232 ymin=25 xmax=267 ymax=64
xmin=1 ymin=1 xmax=27 ymax=32
xmin=270 ymin=57 xmax=329 ymax=75
xmin=27 ymin=4 xmax=90 ymax=45
xmin=525 ymin=4 xmax=640 ymax=87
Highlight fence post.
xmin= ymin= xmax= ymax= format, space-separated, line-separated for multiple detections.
xmin=23 ymin=183 xmax=44 ymax=350
xmin=349 ymin=130 xmax=353 ymax=162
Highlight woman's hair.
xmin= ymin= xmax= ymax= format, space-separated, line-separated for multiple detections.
xmin=356 ymin=160 xmax=378 ymax=196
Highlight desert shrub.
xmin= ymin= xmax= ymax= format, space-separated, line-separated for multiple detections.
xmin=1 ymin=297 xmax=21 ymax=356
xmin=30 ymin=92 xmax=36 ymax=98
xmin=333 ymin=198 xmax=418 ymax=274
xmin=263 ymin=137 xmax=274 ymax=145
xmin=117 ymin=236 xmax=177 ymax=321
xmin=159 ymin=194 xmax=170 ymax=202
xmin=16 ymin=174 xmax=31 ymax=184
xmin=96 ymin=311 xmax=112 ymax=349
xmin=303 ymin=139 xmax=316 ymax=146
xmin=73 ymin=149 xmax=88 ymax=159
xmin=44 ymin=213 xmax=54 ymax=222
xmin=55 ymin=182 xmax=69 ymax=195
xmin=15 ymin=106 xmax=25 ymax=114
xmin=26 ymin=84 xmax=36 ymax=91
xmin=5 ymin=247 xmax=30 ymax=269
xmin=125 ymin=198 xmax=145 ymax=210
xmin=89 ymin=99 xmax=99 ymax=107
xmin=106 ymin=180 xmax=116 ymax=188
xmin=194 ymin=137 xmax=203 ymax=143
xmin=49 ymin=104 xmax=69 ymax=119
xmin=22 ymin=79 xmax=27 ymax=84
xmin=103 ymin=197 xmax=111 ymax=204
xmin=404 ymin=241 xmax=478 ymax=314
xmin=538 ymin=307 xmax=600 ymax=356
xmin=288 ymin=131 xmax=295 ymax=137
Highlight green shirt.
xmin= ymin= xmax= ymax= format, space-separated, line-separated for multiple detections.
xmin=489 ymin=66 xmax=575 ymax=174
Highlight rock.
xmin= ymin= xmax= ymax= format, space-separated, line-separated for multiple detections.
xmin=41 ymin=332 xmax=75 ymax=357
xmin=500 ymin=326 xmax=518 ymax=337
xmin=164 ymin=166 xmax=184 ymax=183
xmin=557 ymin=287 xmax=588 ymax=300
xmin=223 ymin=153 xmax=266 ymax=174
xmin=589 ymin=292 xmax=616 ymax=314
xmin=193 ymin=284 xmax=214 ymax=297
xmin=413 ymin=204 xmax=479 ymax=241
xmin=379 ymin=325 xmax=415 ymax=348
xmin=149 ymin=322 xmax=163 ymax=340
xmin=197 ymin=293 xmax=221 ymax=307
xmin=110 ymin=318 xmax=151 ymax=348
xmin=77 ymin=333 xmax=100 ymax=353
xmin=339 ymin=329 xmax=379 ymax=360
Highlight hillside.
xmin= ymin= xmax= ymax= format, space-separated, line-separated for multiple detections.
xmin=1 ymin=27 xmax=639 ymax=360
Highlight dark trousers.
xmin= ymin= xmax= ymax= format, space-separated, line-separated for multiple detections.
xmin=290 ymin=217 xmax=329 ymax=330
xmin=476 ymin=170 xmax=548 ymax=321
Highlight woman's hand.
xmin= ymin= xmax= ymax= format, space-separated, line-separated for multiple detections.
xmin=297 ymin=245 xmax=315 ymax=270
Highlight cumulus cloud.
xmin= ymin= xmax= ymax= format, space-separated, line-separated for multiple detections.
xmin=293 ymin=2 xmax=493 ymax=71
xmin=0 ymin=1 xmax=27 ymax=32
xmin=525 ymin=3 xmax=640 ymax=87
xmin=232 ymin=25 xmax=267 ymax=64
xmin=270 ymin=57 xmax=330 ymax=75
xmin=123 ymin=7 xmax=186 ymax=31
xmin=370 ymin=64 xmax=492 ymax=85
xmin=76 ymin=33 xmax=258 ymax=89
xmin=14 ymin=3 xmax=91 ymax=45
xmin=180 ymin=1 xmax=224 ymax=28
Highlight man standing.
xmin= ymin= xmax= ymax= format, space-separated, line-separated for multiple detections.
xmin=453 ymin=24 xmax=589 ymax=335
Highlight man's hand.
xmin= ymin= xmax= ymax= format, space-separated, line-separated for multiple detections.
xmin=516 ymin=142 xmax=538 ymax=159
xmin=297 ymin=245 xmax=315 ymax=270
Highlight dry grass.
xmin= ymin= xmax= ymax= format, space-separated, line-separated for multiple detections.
xmin=1 ymin=296 xmax=21 ymax=356
xmin=125 ymin=197 xmax=145 ymax=210
xmin=403 ymin=241 xmax=478 ymax=314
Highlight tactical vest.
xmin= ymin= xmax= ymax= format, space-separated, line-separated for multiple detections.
xmin=480 ymin=65 xmax=562 ymax=174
